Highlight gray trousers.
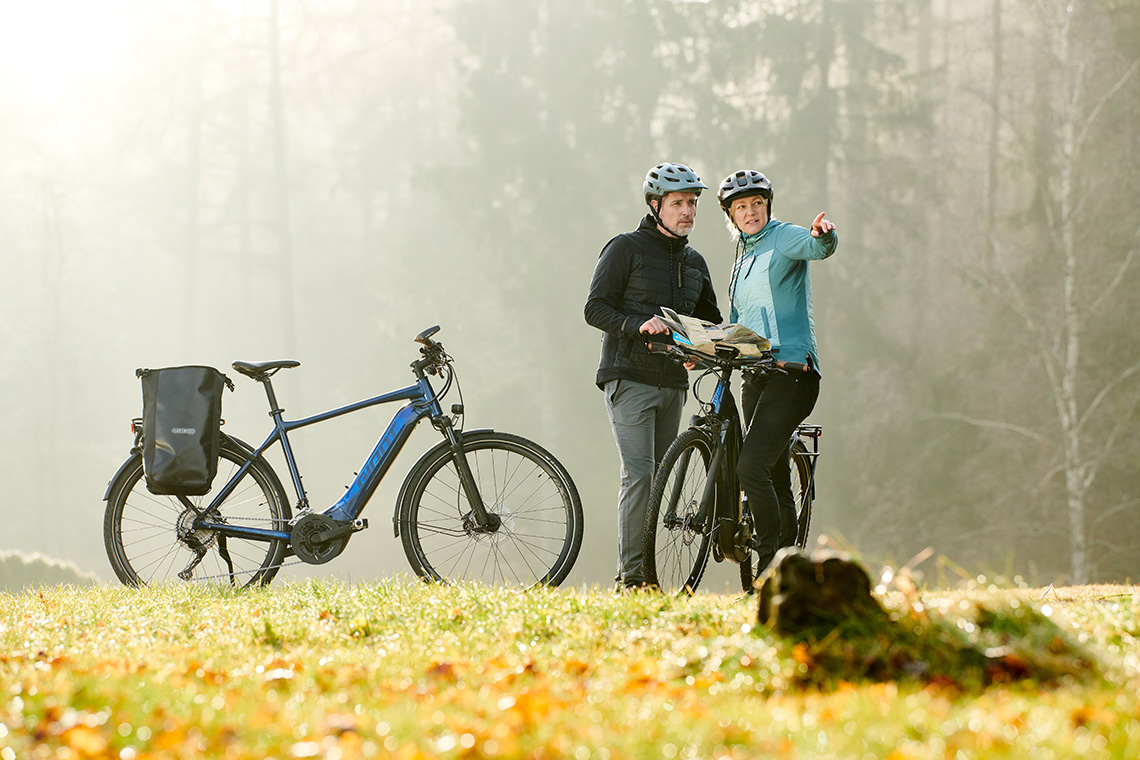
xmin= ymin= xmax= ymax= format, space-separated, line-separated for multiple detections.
xmin=603 ymin=379 xmax=684 ymax=585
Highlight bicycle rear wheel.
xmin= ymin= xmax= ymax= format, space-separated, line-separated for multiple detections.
xmin=103 ymin=438 xmax=291 ymax=587
xmin=739 ymin=438 xmax=814 ymax=592
xmin=642 ymin=429 xmax=715 ymax=594
xmin=397 ymin=431 xmax=583 ymax=588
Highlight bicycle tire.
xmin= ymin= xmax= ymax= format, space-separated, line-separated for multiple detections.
xmin=103 ymin=438 xmax=291 ymax=588
xmin=642 ymin=428 xmax=715 ymax=595
xmin=397 ymin=431 xmax=583 ymax=588
xmin=739 ymin=438 xmax=814 ymax=592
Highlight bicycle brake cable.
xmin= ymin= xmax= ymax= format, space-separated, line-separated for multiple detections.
xmin=691 ymin=367 xmax=718 ymax=412
xmin=447 ymin=359 xmax=465 ymax=430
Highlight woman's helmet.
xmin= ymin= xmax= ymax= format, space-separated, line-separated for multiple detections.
xmin=643 ymin=163 xmax=707 ymax=206
xmin=717 ymin=170 xmax=773 ymax=215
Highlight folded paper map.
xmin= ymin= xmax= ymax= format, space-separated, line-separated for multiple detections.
xmin=658 ymin=308 xmax=771 ymax=357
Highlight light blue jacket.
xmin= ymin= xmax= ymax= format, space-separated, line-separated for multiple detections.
xmin=728 ymin=218 xmax=837 ymax=375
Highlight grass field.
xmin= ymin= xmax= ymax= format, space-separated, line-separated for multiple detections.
xmin=2 ymin=577 xmax=1138 ymax=759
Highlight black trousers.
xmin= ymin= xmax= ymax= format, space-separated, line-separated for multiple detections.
xmin=738 ymin=370 xmax=820 ymax=572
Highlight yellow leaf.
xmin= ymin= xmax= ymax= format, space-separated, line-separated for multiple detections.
xmin=426 ymin=661 xmax=459 ymax=681
xmin=563 ymin=659 xmax=591 ymax=676
xmin=792 ymin=643 xmax=815 ymax=667
xmin=153 ymin=728 xmax=188 ymax=751
xmin=64 ymin=726 xmax=108 ymax=756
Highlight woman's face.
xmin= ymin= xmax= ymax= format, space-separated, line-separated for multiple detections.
xmin=730 ymin=195 xmax=769 ymax=235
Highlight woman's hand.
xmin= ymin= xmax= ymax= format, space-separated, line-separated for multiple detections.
xmin=811 ymin=212 xmax=835 ymax=237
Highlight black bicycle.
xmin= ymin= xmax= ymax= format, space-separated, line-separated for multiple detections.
xmin=640 ymin=340 xmax=820 ymax=594
xmin=102 ymin=326 xmax=584 ymax=589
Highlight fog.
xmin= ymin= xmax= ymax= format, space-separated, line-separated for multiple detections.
xmin=3 ymin=0 xmax=1137 ymax=589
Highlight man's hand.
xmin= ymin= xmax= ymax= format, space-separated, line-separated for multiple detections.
xmin=638 ymin=317 xmax=699 ymax=369
xmin=639 ymin=316 xmax=671 ymax=335
xmin=811 ymin=211 xmax=835 ymax=237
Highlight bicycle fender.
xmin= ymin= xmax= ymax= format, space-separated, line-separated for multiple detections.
xmin=220 ymin=432 xmax=258 ymax=459
xmin=103 ymin=452 xmax=142 ymax=502
xmin=392 ymin=428 xmax=495 ymax=537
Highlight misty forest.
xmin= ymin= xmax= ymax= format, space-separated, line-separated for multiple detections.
xmin=2 ymin=0 xmax=1137 ymax=590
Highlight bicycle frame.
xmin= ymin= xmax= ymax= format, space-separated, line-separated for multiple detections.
xmin=675 ymin=351 xmax=821 ymax=563
xmin=685 ymin=364 xmax=748 ymax=561
xmin=191 ymin=360 xmax=480 ymax=546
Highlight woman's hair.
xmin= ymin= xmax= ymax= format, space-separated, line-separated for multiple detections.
xmin=725 ymin=214 xmax=743 ymax=241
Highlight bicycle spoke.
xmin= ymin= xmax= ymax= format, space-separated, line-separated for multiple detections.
xmin=104 ymin=443 xmax=289 ymax=588
xmin=399 ymin=433 xmax=582 ymax=588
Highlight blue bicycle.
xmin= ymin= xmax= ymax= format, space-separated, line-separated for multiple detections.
xmin=102 ymin=326 xmax=583 ymax=589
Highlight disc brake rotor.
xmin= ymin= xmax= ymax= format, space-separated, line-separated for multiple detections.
xmin=463 ymin=505 xmax=512 ymax=543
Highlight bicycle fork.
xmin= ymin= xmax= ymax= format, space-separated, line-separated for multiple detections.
xmin=435 ymin=418 xmax=500 ymax=534
xmin=668 ymin=421 xmax=733 ymax=548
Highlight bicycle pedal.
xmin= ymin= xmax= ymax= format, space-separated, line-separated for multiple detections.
xmin=353 ymin=519 xmax=369 ymax=531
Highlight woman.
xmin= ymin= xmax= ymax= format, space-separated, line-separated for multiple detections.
xmin=717 ymin=169 xmax=837 ymax=574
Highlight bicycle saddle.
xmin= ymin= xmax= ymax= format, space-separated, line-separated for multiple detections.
xmin=231 ymin=360 xmax=300 ymax=378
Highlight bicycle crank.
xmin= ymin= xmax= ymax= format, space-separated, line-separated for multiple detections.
xmin=290 ymin=514 xmax=354 ymax=565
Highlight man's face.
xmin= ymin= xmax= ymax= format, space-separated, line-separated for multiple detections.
xmin=730 ymin=194 xmax=770 ymax=235
xmin=654 ymin=191 xmax=700 ymax=238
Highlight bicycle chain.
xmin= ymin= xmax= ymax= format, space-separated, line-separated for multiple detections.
xmin=184 ymin=516 xmax=303 ymax=584
xmin=189 ymin=557 xmax=305 ymax=584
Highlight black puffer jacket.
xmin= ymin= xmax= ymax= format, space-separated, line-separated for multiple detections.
xmin=585 ymin=214 xmax=722 ymax=390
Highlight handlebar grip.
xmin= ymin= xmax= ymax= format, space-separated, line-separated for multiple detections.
xmin=776 ymin=360 xmax=811 ymax=373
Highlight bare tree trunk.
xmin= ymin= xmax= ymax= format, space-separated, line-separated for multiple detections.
xmin=814 ymin=0 xmax=836 ymax=212
xmin=184 ymin=1 xmax=207 ymax=353
xmin=1055 ymin=5 xmax=1088 ymax=583
xmin=239 ymin=0 xmax=254 ymax=320
xmin=268 ymin=0 xmax=298 ymax=355
xmin=983 ymin=0 xmax=1002 ymax=259
xmin=39 ymin=178 xmax=65 ymax=550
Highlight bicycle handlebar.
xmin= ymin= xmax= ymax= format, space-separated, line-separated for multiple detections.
xmin=411 ymin=325 xmax=450 ymax=377
xmin=646 ymin=338 xmax=811 ymax=374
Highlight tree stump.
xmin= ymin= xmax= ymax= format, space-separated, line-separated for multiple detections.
xmin=756 ymin=547 xmax=884 ymax=635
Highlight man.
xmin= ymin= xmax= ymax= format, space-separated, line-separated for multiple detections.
xmin=584 ymin=162 xmax=722 ymax=590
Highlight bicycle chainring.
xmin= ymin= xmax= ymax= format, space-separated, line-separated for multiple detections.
xmin=290 ymin=514 xmax=348 ymax=565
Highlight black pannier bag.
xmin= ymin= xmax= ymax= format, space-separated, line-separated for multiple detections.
xmin=137 ymin=366 xmax=233 ymax=496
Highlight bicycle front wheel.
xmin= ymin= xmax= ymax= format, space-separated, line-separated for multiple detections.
xmin=103 ymin=438 xmax=291 ymax=588
xmin=397 ymin=431 xmax=583 ymax=588
xmin=642 ymin=429 xmax=715 ymax=594
xmin=740 ymin=438 xmax=814 ymax=592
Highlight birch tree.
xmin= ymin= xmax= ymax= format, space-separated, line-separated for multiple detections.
xmin=958 ymin=0 xmax=1140 ymax=582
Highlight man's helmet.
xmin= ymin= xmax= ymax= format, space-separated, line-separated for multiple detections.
xmin=643 ymin=163 xmax=707 ymax=206
xmin=717 ymin=170 xmax=773 ymax=214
